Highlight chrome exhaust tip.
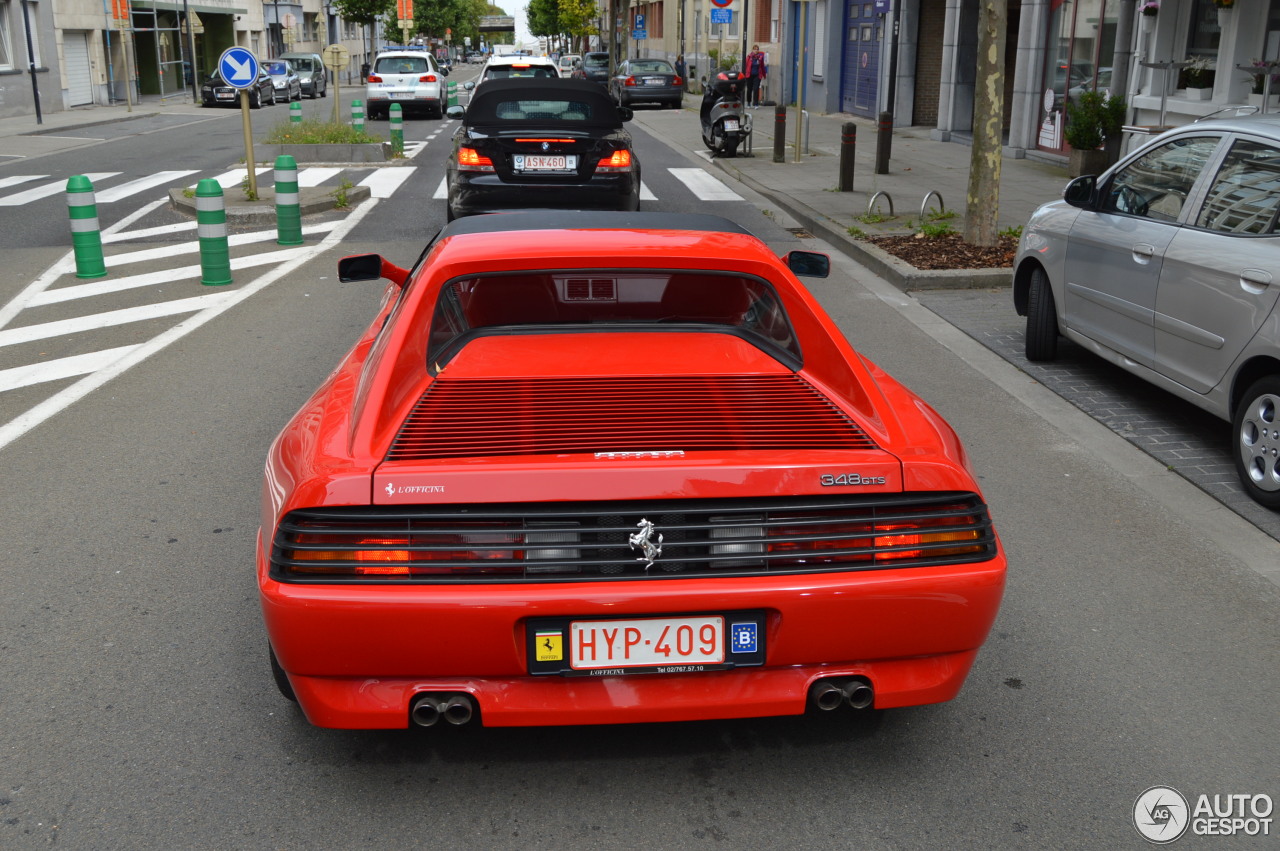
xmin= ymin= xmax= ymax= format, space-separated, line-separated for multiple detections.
xmin=442 ymin=694 xmax=475 ymax=726
xmin=810 ymin=680 xmax=846 ymax=712
xmin=843 ymin=678 xmax=874 ymax=710
xmin=410 ymin=695 xmax=443 ymax=727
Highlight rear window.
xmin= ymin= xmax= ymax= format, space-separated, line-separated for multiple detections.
xmin=376 ymin=55 xmax=432 ymax=74
xmin=492 ymin=98 xmax=599 ymax=121
xmin=629 ymin=61 xmax=673 ymax=74
xmin=486 ymin=64 xmax=557 ymax=80
xmin=288 ymin=57 xmax=318 ymax=72
xmin=264 ymin=61 xmax=288 ymax=75
xmin=583 ymin=54 xmax=609 ymax=68
xmin=427 ymin=272 xmax=799 ymax=370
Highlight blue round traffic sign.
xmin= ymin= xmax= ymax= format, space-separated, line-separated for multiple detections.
xmin=217 ymin=46 xmax=260 ymax=89
xmin=710 ymin=0 xmax=732 ymax=8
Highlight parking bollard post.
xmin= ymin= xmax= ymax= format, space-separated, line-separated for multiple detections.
xmin=290 ymin=101 xmax=303 ymax=125
xmin=875 ymin=111 xmax=893 ymax=175
xmin=447 ymin=81 xmax=457 ymax=107
xmin=274 ymin=154 xmax=303 ymax=246
xmin=351 ymin=99 xmax=365 ymax=134
xmin=195 ymin=179 xmax=232 ymax=286
xmin=773 ymin=106 xmax=786 ymax=164
xmin=390 ymin=103 xmax=404 ymax=155
xmin=839 ymin=122 xmax=856 ymax=191
xmin=65 ymin=175 xmax=107 ymax=279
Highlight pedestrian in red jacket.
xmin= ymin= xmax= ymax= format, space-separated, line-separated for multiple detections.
xmin=745 ymin=45 xmax=767 ymax=107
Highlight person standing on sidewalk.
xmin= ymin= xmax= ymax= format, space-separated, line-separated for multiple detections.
xmin=675 ymin=54 xmax=688 ymax=92
xmin=745 ymin=45 xmax=767 ymax=107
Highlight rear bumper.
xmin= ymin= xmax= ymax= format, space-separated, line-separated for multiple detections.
xmin=261 ymin=556 xmax=1006 ymax=728
xmin=449 ymin=172 xmax=641 ymax=215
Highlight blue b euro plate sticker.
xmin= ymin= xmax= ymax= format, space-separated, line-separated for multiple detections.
xmin=730 ymin=622 xmax=757 ymax=654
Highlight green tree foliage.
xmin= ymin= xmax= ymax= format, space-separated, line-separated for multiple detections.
xmin=527 ymin=0 xmax=559 ymax=39
xmin=333 ymin=0 xmax=392 ymax=27
xmin=557 ymin=0 xmax=598 ymax=51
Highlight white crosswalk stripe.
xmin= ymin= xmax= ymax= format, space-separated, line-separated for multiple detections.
xmin=0 ymin=175 xmax=46 ymax=190
xmin=0 ymin=345 xmax=141 ymax=392
xmin=669 ymin=168 xmax=743 ymax=201
xmin=0 ymin=172 xmax=120 ymax=206
xmin=95 ymin=170 xmax=199 ymax=203
xmin=359 ymin=168 xmax=416 ymax=198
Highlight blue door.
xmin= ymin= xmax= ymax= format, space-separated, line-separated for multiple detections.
xmin=840 ymin=0 xmax=881 ymax=116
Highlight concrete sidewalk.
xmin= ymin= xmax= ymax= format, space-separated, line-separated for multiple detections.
xmin=663 ymin=102 xmax=1073 ymax=290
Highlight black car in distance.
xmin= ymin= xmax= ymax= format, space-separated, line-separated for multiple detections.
xmin=444 ymin=77 xmax=641 ymax=221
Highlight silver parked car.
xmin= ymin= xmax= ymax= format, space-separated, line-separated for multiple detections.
xmin=365 ymin=50 xmax=447 ymax=119
xmin=1013 ymin=114 xmax=1280 ymax=508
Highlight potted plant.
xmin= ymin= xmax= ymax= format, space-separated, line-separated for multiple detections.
xmin=1065 ymin=91 xmax=1111 ymax=176
xmin=1179 ymin=56 xmax=1215 ymax=99
xmin=1214 ymin=0 xmax=1234 ymax=27
xmin=1245 ymin=59 xmax=1279 ymax=106
xmin=1139 ymin=1 xmax=1159 ymax=33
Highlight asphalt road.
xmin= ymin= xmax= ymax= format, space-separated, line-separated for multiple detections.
xmin=1 ymin=76 xmax=1277 ymax=849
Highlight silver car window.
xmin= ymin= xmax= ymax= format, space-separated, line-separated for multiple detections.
xmin=1195 ymin=139 xmax=1280 ymax=235
xmin=1101 ymin=136 xmax=1219 ymax=223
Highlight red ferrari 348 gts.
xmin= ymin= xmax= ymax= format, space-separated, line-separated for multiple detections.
xmin=258 ymin=212 xmax=1007 ymax=729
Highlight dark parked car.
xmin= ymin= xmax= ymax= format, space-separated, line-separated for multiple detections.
xmin=264 ymin=60 xmax=303 ymax=102
xmin=610 ymin=58 xmax=684 ymax=108
xmin=574 ymin=51 xmax=610 ymax=87
xmin=1014 ymin=114 xmax=1280 ymax=508
xmin=444 ymin=77 xmax=640 ymax=220
xmin=199 ymin=68 xmax=275 ymax=108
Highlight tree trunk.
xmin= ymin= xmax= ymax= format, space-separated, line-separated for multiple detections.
xmin=963 ymin=0 xmax=1008 ymax=247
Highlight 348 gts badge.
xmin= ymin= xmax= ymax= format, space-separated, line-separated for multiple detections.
xmin=820 ymin=473 xmax=888 ymax=486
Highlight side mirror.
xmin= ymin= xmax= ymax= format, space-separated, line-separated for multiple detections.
xmin=1063 ymin=175 xmax=1097 ymax=209
xmin=463 ymin=80 xmax=476 ymax=91
xmin=440 ymin=67 xmax=450 ymax=77
xmin=618 ymin=106 xmax=634 ymax=122
xmin=338 ymin=254 xmax=410 ymax=288
xmin=446 ymin=105 xmax=465 ymax=120
xmin=784 ymin=250 xmax=830 ymax=278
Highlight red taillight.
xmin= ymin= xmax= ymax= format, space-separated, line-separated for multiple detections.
xmin=366 ymin=74 xmax=383 ymax=83
xmin=673 ymin=75 xmax=683 ymax=86
xmin=596 ymin=149 xmax=633 ymax=170
xmin=624 ymin=75 xmax=637 ymax=87
xmin=420 ymin=74 xmax=437 ymax=83
xmin=457 ymin=147 xmax=495 ymax=171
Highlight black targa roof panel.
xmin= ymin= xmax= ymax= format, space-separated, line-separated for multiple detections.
xmin=465 ymin=78 xmax=624 ymax=128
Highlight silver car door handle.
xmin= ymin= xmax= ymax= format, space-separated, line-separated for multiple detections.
xmin=1241 ymin=268 xmax=1273 ymax=295
xmin=1131 ymin=243 xmax=1156 ymax=261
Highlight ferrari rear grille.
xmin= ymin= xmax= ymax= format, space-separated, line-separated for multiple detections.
xmin=271 ymin=493 xmax=997 ymax=583
xmin=386 ymin=375 xmax=877 ymax=460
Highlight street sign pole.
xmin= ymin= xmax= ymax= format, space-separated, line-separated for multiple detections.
xmin=219 ymin=47 xmax=261 ymax=197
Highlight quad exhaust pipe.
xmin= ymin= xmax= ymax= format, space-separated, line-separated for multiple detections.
xmin=410 ymin=693 xmax=476 ymax=727
xmin=809 ymin=677 xmax=874 ymax=712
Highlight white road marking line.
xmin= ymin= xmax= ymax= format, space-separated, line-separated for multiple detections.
xmin=669 ymin=168 xmax=742 ymax=201
xmin=0 ymin=175 xmax=46 ymax=190
xmin=31 ymin=246 xmax=313 ymax=305
xmin=99 ymin=221 xmax=339 ymax=263
xmin=297 ymin=167 xmax=344 ymax=187
xmin=433 ymin=176 xmax=447 ymax=200
xmin=640 ymin=181 xmax=657 ymax=201
xmin=0 ymin=345 xmax=141 ymax=393
xmin=95 ymin=170 xmax=199 ymax=203
xmin=0 ymin=172 xmax=120 ymax=206
xmin=359 ymin=167 xmax=416 ymax=198
xmin=0 ymin=292 xmax=234 ymax=347
xmin=0 ymin=197 xmax=381 ymax=452
xmin=103 ymin=221 xmax=198 ymax=242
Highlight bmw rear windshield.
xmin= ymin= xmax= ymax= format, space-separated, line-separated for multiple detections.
xmin=466 ymin=79 xmax=621 ymax=127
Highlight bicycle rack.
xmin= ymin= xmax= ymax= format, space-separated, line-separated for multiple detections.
xmin=920 ymin=190 xmax=945 ymax=222
xmin=867 ymin=191 xmax=894 ymax=217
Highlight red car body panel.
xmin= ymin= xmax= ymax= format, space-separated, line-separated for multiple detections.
xmin=259 ymin=214 xmax=1007 ymax=729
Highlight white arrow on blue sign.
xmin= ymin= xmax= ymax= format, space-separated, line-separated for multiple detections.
xmin=217 ymin=46 xmax=259 ymax=89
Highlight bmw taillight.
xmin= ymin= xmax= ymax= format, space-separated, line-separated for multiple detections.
xmin=596 ymin=150 xmax=633 ymax=171
xmin=457 ymin=147 xmax=495 ymax=172
xmin=367 ymin=74 xmax=383 ymax=83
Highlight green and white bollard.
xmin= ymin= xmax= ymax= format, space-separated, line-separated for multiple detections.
xmin=274 ymin=154 xmax=303 ymax=246
xmin=447 ymin=81 xmax=458 ymax=108
xmin=290 ymin=101 xmax=303 ymax=125
xmin=351 ymin=99 xmax=365 ymax=134
xmin=66 ymin=175 xmax=107 ymax=279
xmin=390 ymin=103 xmax=403 ymax=155
xmin=195 ymin=179 xmax=232 ymax=286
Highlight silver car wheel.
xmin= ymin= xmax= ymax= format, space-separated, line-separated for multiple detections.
xmin=1235 ymin=378 xmax=1280 ymax=502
